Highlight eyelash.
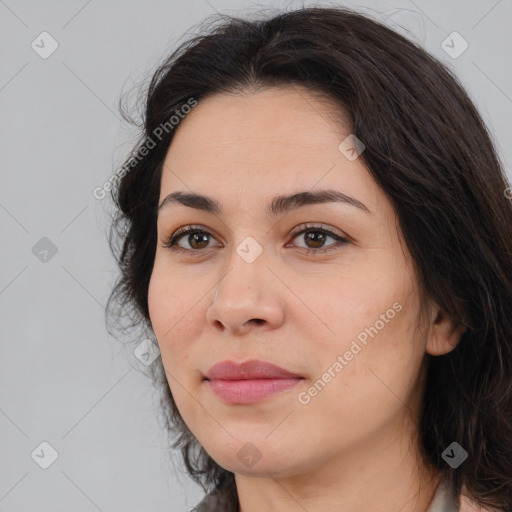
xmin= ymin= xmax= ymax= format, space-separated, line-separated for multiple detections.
xmin=161 ymin=223 xmax=349 ymax=256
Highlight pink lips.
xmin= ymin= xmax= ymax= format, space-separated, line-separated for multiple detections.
xmin=205 ymin=359 xmax=304 ymax=404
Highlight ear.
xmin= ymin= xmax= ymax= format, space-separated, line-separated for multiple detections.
xmin=425 ymin=306 xmax=467 ymax=356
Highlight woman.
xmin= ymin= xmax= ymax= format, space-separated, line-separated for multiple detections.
xmin=106 ymin=6 xmax=512 ymax=511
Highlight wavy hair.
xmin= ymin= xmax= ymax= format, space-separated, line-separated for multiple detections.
xmin=105 ymin=6 xmax=512 ymax=510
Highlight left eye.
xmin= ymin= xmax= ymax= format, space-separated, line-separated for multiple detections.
xmin=162 ymin=224 xmax=349 ymax=254
xmin=287 ymin=225 xmax=349 ymax=253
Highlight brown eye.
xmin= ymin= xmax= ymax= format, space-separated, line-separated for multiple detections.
xmin=289 ymin=224 xmax=349 ymax=254
xmin=185 ymin=232 xmax=210 ymax=250
xmin=163 ymin=226 xmax=220 ymax=252
xmin=302 ymin=231 xmax=327 ymax=249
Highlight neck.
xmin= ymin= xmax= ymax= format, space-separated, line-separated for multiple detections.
xmin=234 ymin=414 xmax=442 ymax=512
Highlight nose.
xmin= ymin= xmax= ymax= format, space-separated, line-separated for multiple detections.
xmin=206 ymin=255 xmax=285 ymax=336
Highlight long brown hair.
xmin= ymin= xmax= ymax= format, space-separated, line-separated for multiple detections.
xmin=106 ymin=6 xmax=512 ymax=510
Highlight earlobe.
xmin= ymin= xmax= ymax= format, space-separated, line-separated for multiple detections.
xmin=425 ymin=308 xmax=467 ymax=356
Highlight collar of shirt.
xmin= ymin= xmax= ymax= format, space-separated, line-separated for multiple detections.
xmin=427 ymin=479 xmax=460 ymax=512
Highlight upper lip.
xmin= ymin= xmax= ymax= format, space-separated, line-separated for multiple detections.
xmin=205 ymin=359 xmax=303 ymax=380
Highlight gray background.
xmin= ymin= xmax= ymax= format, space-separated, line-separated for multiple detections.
xmin=1 ymin=1 xmax=510 ymax=511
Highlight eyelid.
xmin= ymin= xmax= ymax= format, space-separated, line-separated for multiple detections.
xmin=289 ymin=222 xmax=348 ymax=240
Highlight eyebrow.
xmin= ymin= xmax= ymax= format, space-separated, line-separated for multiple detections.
xmin=157 ymin=189 xmax=371 ymax=216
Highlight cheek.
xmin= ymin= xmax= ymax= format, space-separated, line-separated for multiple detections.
xmin=147 ymin=270 xmax=204 ymax=416
xmin=148 ymin=268 xmax=192 ymax=359
xmin=294 ymin=303 xmax=425 ymax=450
xmin=147 ymin=270 xmax=172 ymax=343
xmin=306 ymin=263 xmax=409 ymax=350
xmin=306 ymin=261 xmax=424 ymax=396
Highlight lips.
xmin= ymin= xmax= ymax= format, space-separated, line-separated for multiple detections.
xmin=205 ymin=359 xmax=303 ymax=381
xmin=204 ymin=359 xmax=304 ymax=404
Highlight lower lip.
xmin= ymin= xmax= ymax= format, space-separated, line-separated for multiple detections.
xmin=207 ymin=378 xmax=303 ymax=404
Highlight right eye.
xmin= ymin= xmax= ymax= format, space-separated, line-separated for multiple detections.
xmin=162 ymin=225 xmax=222 ymax=253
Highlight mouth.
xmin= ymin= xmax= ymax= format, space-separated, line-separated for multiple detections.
xmin=204 ymin=359 xmax=304 ymax=404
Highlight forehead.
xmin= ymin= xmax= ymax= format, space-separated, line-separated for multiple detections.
xmin=167 ymin=86 xmax=348 ymax=157
xmin=158 ymin=86 xmax=381 ymax=215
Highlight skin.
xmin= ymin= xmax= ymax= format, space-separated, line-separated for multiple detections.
xmin=147 ymin=85 xmax=466 ymax=512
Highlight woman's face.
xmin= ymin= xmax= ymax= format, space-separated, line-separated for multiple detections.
xmin=148 ymin=86 xmax=438 ymax=478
